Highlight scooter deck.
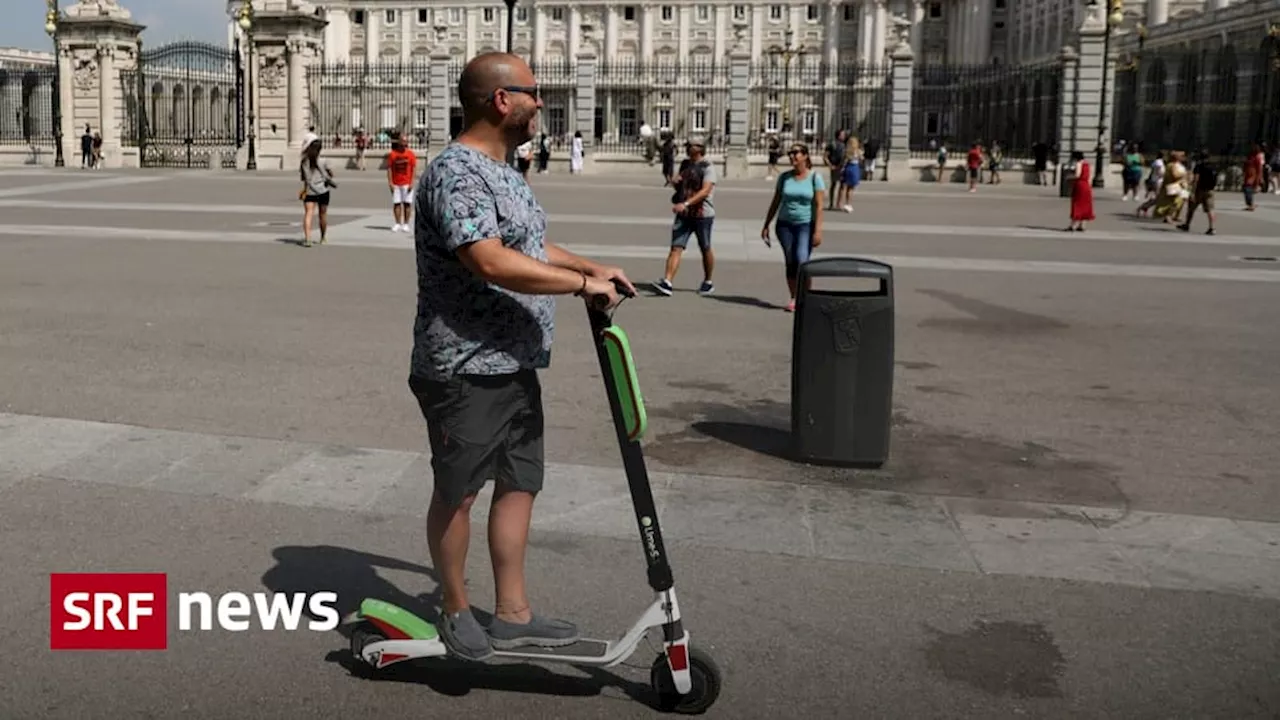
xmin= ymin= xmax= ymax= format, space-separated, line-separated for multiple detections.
xmin=493 ymin=638 xmax=610 ymax=659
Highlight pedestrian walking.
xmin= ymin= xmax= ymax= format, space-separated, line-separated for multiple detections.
xmin=299 ymin=138 xmax=335 ymax=247
xmin=386 ymin=134 xmax=417 ymax=233
xmin=1121 ymin=142 xmax=1144 ymax=201
xmin=1243 ymin=143 xmax=1264 ymax=211
xmin=986 ymin=141 xmax=1003 ymax=185
xmin=966 ymin=142 xmax=983 ymax=192
xmin=825 ymin=130 xmax=846 ymax=207
xmin=1138 ymin=150 xmax=1187 ymax=223
xmin=766 ymin=135 xmax=781 ymax=180
xmin=1065 ymin=150 xmax=1095 ymax=232
xmin=516 ymin=138 xmax=533 ymax=179
xmin=1178 ymin=149 xmax=1217 ymax=235
xmin=652 ymin=136 xmax=717 ymax=296
xmin=760 ymin=142 xmax=825 ymax=312
xmin=537 ymin=132 xmax=550 ymax=173
xmin=80 ymin=125 xmax=94 ymax=169
xmin=410 ymin=51 xmax=636 ymax=662
xmin=660 ymin=133 xmax=676 ymax=185
xmin=835 ymin=135 xmax=862 ymax=212
xmin=569 ymin=131 xmax=584 ymax=173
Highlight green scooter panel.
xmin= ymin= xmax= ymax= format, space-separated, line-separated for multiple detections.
xmin=603 ymin=326 xmax=647 ymax=442
xmin=359 ymin=598 xmax=437 ymax=640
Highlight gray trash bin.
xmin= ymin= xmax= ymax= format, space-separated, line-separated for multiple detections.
xmin=1059 ymin=166 xmax=1076 ymax=198
xmin=790 ymin=257 xmax=895 ymax=468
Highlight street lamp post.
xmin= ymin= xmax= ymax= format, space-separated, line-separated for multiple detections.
xmin=237 ymin=2 xmax=258 ymax=170
xmin=44 ymin=0 xmax=65 ymax=168
xmin=1093 ymin=0 xmax=1125 ymax=188
xmin=503 ymin=0 xmax=518 ymax=169
xmin=767 ymin=25 xmax=805 ymax=134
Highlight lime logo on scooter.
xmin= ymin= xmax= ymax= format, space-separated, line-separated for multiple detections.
xmin=641 ymin=516 xmax=660 ymax=560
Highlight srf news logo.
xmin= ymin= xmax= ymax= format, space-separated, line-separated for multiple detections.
xmin=50 ymin=573 xmax=339 ymax=650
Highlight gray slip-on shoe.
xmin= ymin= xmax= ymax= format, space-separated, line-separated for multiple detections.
xmin=486 ymin=614 xmax=580 ymax=650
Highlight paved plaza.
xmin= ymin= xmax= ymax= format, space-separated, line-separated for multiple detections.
xmin=1 ymin=167 xmax=1278 ymax=718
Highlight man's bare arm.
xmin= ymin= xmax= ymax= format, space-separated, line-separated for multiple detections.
xmin=545 ymin=243 xmax=601 ymax=274
xmin=458 ymin=238 xmax=588 ymax=295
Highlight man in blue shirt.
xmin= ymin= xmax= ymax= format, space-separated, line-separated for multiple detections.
xmin=411 ymin=52 xmax=636 ymax=661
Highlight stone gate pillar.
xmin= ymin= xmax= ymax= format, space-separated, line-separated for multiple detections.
xmin=55 ymin=0 xmax=144 ymax=168
xmin=574 ymin=47 xmax=597 ymax=173
xmin=886 ymin=18 xmax=915 ymax=183
xmin=244 ymin=1 xmax=326 ymax=169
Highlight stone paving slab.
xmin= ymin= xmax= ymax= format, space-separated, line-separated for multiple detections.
xmin=4 ymin=411 xmax=1278 ymax=600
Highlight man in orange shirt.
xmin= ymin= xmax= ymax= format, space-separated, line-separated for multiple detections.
xmin=387 ymin=134 xmax=418 ymax=232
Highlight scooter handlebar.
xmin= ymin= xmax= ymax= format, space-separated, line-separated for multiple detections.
xmin=591 ymin=279 xmax=635 ymax=310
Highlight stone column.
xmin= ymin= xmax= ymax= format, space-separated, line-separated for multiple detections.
xmin=568 ymin=7 xmax=581 ymax=58
xmin=910 ymin=0 xmax=925 ymax=58
xmin=575 ymin=48 xmax=597 ymax=172
xmin=428 ymin=46 xmax=451 ymax=155
xmin=56 ymin=0 xmax=145 ymax=168
xmin=861 ymin=0 xmax=875 ymax=64
xmin=366 ymin=7 xmax=379 ymax=64
xmin=1073 ymin=6 xmax=1108 ymax=184
xmin=726 ymin=43 xmax=750 ymax=178
xmin=533 ymin=7 xmax=546 ymax=62
xmin=1055 ymin=45 xmax=1080 ymax=180
xmin=606 ymin=6 xmax=619 ymax=57
xmin=873 ymin=0 xmax=887 ymax=65
xmin=1147 ymin=0 xmax=1168 ymax=27
xmin=678 ymin=6 xmax=690 ymax=59
xmin=886 ymin=31 xmax=914 ymax=182
xmin=825 ymin=0 xmax=840 ymax=67
xmin=640 ymin=5 xmax=653 ymax=59
xmin=248 ymin=4 xmax=327 ymax=169
xmin=713 ymin=6 xmax=727 ymax=59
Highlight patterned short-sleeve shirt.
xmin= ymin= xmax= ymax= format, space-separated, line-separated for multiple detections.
xmin=410 ymin=142 xmax=555 ymax=381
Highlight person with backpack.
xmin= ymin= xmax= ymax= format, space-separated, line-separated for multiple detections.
xmin=652 ymin=136 xmax=717 ymax=296
xmin=760 ymin=142 xmax=826 ymax=312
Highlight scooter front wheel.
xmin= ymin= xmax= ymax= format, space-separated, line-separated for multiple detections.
xmin=349 ymin=621 xmax=388 ymax=675
xmin=650 ymin=647 xmax=722 ymax=714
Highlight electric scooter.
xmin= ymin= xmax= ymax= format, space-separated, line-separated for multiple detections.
xmin=341 ymin=280 xmax=722 ymax=714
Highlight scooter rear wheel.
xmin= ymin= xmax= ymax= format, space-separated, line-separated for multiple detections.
xmin=650 ymin=647 xmax=722 ymax=714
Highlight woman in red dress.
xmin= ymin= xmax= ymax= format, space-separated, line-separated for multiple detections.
xmin=1067 ymin=150 xmax=1095 ymax=231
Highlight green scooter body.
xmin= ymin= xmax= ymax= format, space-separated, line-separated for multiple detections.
xmin=354 ymin=598 xmax=437 ymax=640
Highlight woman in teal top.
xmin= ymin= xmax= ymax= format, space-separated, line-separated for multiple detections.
xmin=761 ymin=142 xmax=826 ymax=311
xmin=1122 ymin=143 xmax=1144 ymax=201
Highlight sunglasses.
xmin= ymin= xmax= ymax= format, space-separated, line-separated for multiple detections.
xmin=788 ymin=149 xmax=806 ymax=156
xmin=492 ymin=85 xmax=540 ymax=102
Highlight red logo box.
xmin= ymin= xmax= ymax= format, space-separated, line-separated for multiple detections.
xmin=50 ymin=573 xmax=168 ymax=650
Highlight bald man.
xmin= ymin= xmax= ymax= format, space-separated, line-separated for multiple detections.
xmin=409 ymin=52 xmax=637 ymax=661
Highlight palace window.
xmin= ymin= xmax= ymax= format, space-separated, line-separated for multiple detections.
xmin=550 ymin=7 xmax=564 ymax=21
xmin=385 ymin=9 xmax=396 ymax=24
xmin=417 ymin=9 xmax=428 ymax=24
xmin=661 ymin=6 xmax=674 ymax=22
xmin=733 ymin=5 xmax=746 ymax=21
xmin=624 ymin=6 xmax=636 ymax=21
xmin=483 ymin=8 xmax=495 ymax=23
xmin=769 ymin=5 xmax=782 ymax=21
xmin=806 ymin=5 xmax=819 ymax=22
xmin=696 ymin=5 xmax=709 ymax=22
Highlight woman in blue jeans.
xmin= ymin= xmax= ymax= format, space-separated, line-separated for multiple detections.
xmin=761 ymin=142 xmax=826 ymax=311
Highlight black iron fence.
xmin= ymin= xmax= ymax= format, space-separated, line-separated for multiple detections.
xmin=306 ymin=60 xmax=449 ymax=152
xmin=748 ymin=61 xmax=892 ymax=154
xmin=0 ymin=65 xmax=56 ymax=148
xmin=909 ymin=61 xmax=1061 ymax=164
xmin=593 ymin=60 xmax=732 ymax=155
xmin=1111 ymin=42 xmax=1280 ymax=167
xmin=120 ymin=40 xmax=243 ymax=168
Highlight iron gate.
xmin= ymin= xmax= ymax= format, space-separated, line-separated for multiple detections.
xmin=121 ymin=40 xmax=243 ymax=168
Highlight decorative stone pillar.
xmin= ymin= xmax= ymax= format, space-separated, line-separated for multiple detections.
xmin=56 ymin=0 xmax=144 ymax=168
xmin=428 ymin=42 xmax=452 ymax=157
xmin=886 ymin=17 xmax=914 ymax=183
xmin=725 ymin=22 xmax=751 ymax=179
xmin=246 ymin=3 xmax=327 ymax=169
xmin=575 ymin=28 xmax=597 ymax=173
xmin=1055 ymin=44 xmax=1080 ymax=187
xmin=1073 ymin=7 xmax=1107 ymax=177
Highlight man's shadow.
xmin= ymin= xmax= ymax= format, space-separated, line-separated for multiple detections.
xmin=260 ymin=544 xmax=658 ymax=706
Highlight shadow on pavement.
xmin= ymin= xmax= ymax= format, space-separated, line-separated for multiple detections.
xmin=261 ymin=544 xmax=658 ymax=709
xmin=691 ymin=420 xmax=792 ymax=460
xmin=703 ymin=294 xmax=787 ymax=311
